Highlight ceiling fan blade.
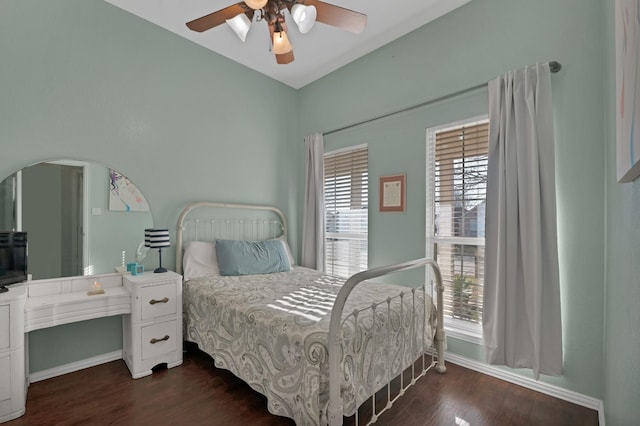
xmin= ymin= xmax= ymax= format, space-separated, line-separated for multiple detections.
xmin=186 ymin=4 xmax=253 ymax=33
xmin=304 ymin=0 xmax=367 ymax=34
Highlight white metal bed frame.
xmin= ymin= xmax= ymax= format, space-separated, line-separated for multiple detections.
xmin=176 ymin=201 xmax=446 ymax=426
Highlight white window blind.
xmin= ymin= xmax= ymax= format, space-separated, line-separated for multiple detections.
xmin=427 ymin=118 xmax=488 ymax=333
xmin=324 ymin=146 xmax=368 ymax=278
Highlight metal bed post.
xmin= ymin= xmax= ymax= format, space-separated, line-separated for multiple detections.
xmin=327 ymin=258 xmax=446 ymax=426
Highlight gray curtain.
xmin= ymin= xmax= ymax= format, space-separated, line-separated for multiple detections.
xmin=483 ymin=63 xmax=562 ymax=379
xmin=301 ymin=133 xmax=325 ymax=271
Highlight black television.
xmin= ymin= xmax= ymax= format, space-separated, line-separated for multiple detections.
xmin=0 ymin=231 xmax=28 ymax=293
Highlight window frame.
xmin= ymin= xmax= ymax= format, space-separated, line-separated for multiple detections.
xmin=426 ymin=115 xmax=488 ymax=344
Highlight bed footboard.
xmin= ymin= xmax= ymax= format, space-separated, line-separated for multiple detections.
xmin=327 ymin=258 xmax=446 ymax=426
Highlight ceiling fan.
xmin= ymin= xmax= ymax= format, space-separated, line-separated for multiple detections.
xmin=186 ymin=0 xmax=367 ymax=65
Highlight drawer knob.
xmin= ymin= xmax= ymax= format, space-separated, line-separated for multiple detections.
xmin=149 ymin=297 xmax=169 ymax=305
xmin=150 ymin=335 xmax=170 ymax=344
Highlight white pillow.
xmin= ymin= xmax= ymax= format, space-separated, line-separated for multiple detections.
xmin=182 ymin=241 xmax=219 ymax=281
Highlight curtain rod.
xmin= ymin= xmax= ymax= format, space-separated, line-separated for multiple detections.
xmin=324 ymin=61 xmax=562 ymax=137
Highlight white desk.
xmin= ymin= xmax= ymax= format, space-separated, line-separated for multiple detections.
xmin=1 ymin=271 xmax=182 ymax=423
xmin=0 ymin=285 xmax=26 ymax=423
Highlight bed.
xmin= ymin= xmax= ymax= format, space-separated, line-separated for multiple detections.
xmin=176 ymin=201 xmax=446 ymax=426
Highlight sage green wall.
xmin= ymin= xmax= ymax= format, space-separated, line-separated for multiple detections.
xmin=1 ymin=0 xmax=300 ymax=372
xmin=300 ymin=0 xmax=606 ymax=400
xmin=28 ymin=317 xmax=123 ymax=373
xmin=603 ymin=1 xmax=640 ymax=425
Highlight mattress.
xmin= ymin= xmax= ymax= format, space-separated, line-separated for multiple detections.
xmin=183 ymin=266 xmax=435 ymax=425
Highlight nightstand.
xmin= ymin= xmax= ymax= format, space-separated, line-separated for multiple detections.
xmin=122 ymin=271 xmax=182 ymax=379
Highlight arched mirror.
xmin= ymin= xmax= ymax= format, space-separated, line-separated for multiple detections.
xmin=0 ymin=160 xmax=153 ymax=280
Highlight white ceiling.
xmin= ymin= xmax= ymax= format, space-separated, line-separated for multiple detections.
xmin=104 ymin=0 xmax=472 ymax=89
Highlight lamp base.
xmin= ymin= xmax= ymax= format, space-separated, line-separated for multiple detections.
xmin=154 ymin=267 xmax=168 ymax=273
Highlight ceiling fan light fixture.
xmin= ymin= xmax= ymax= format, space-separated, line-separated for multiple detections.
xmin=272 ymin=30 xmax=293 ymax=55
xmin=244 ymin=0 xmax=268 ymax=10
xmin=291 ymin=4 xmax=317 ymax=34
xmin=226 ymin=13 xmax=252 ymax=42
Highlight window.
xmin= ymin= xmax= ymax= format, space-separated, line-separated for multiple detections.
xmin=427 ymin=117 xmax=488 ymax=342
xmin=324 ymin=145 xmax=368 ymax=278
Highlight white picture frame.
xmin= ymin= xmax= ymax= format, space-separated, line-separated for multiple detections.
xmin=615 ymin=0 xmax=640 ymax=182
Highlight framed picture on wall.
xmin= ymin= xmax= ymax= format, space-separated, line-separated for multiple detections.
xmin=615 ymin=0 xmax=640 ymax=182
xmin=379 ymin=174 xmax=406 ymax=212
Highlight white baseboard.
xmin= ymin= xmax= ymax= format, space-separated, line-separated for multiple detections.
xmin=29 ymin=350 xmax=123 ymax=383
xmin=444 ymin=352 xmax=605 ymax=425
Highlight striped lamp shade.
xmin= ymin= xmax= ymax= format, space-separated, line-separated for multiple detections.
xmin=144 ymin=229 xmax=170 ymax=248
xmin=145 ymin=228 xmax=170 ymax=273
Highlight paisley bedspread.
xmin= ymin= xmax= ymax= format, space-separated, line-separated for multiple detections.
xmin=183 ymin=266 xmax=436 ymax=425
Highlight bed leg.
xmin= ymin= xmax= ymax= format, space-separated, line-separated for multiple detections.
xmin=435 ymin=327 xmax=447 ymax=373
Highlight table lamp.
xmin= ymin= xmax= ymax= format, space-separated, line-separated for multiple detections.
xmin=144 ymin=228 xmax=170 ymax=273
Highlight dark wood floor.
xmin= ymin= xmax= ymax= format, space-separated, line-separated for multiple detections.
xmin=9 ymin=344 xmax=598 ymax=425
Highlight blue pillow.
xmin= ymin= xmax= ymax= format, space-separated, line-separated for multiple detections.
xmin=215 ymin=239 xmax=291 ymax=276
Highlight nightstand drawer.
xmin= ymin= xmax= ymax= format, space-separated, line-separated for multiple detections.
xmin=141 ymin=320 xmax=178 ymax=360
xmin=140 ymin=283 xmax=177 ymax=321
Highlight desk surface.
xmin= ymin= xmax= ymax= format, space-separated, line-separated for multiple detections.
xmin=24 ymin=273 xmax=132 ymax=332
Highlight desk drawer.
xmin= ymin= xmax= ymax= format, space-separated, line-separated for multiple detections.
xmin=0 ymin=354 xmax=9 ymax=401
xmin=139 ymin=283 xmax=176 ymax=321
xmin=141 ymin=319 xmax=177 ymax=360
xmin=0 ymin=305 xmax=9 ymax=350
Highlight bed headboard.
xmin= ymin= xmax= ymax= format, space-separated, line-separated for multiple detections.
xmin=175 ymin=201 xmax=288 ymax=275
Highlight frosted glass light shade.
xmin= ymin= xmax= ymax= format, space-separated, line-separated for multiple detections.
xmin=272 ymin=30 xmax=293 ymax=54
xmin=226 ymin=13 xmax=252 ymax=42
xmin=291 ymin=4 xmax=316 ymax=34
xmin=244 ymin=0 xmax=267 ymax=9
